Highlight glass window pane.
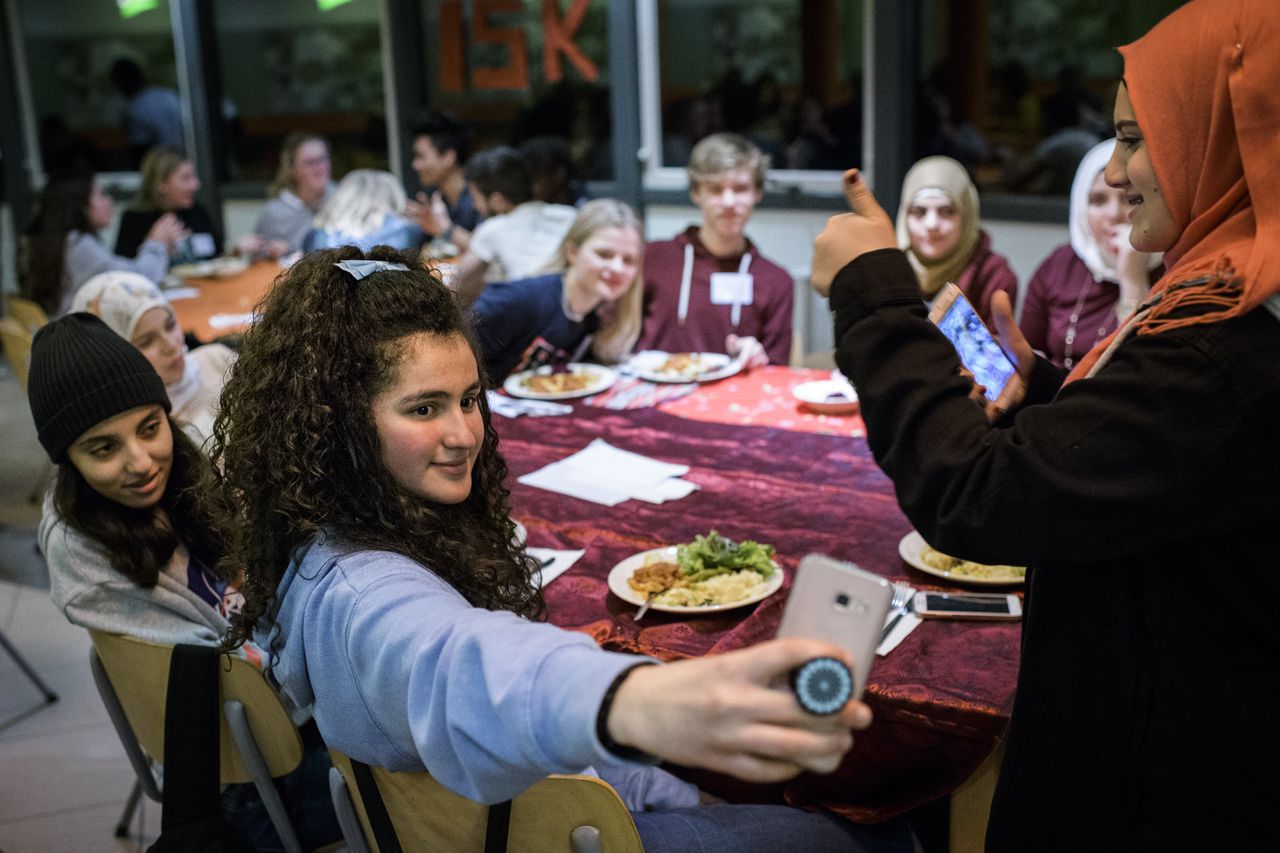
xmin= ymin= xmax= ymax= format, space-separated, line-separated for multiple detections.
xmin=17 ymin=0 xmax=180 ymax=174
xmin=213 ymin=0 xmax=387 ymax=182
xmin=420 ymin=0 xmax=612 ymax=180
xmin=916 ymin=0 xmax=1186 ymax=196
xmin=656 ymin=0 xmax=865 ymax=172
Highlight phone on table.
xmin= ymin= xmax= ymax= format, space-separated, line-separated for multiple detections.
xmin=911 ymin=591 xmax=1022 ymax=621
xmin=776 ymin=554 xmax=893 ymax=701
xmin=928 ymin=283 xmax=1021 ymax=409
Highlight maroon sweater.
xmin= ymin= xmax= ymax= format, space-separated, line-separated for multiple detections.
xmin=638 ymin=227 xmax=793 ymax=363
xmin=952 ymin=230 xmax=1018 ymax=328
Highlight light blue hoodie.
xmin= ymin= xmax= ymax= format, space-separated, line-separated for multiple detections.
xmin=260 ymin=533 xmax=698 ymax=810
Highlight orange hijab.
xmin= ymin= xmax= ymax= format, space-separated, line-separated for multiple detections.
xmin=1069 ymin=0 xmax=1280 ymax=380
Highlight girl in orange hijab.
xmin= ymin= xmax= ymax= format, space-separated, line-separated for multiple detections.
xmin=808 ymin=1 xmax=1280 ymax=849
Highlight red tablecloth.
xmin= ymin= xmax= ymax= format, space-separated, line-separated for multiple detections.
xmin=496 ymin=404 xmax=1018 ymax=822
xmin=657 ymin=365 xmax=866 ymax=437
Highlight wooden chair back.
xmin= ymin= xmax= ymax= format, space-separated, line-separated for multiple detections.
xmin=328 ymin=749 xmax=643 ymax=853
xmin=1 ymin=317 xmax=34 ymax=392
xmin=89 ymin=630 xmax=303 ymax=784
xmin=5 ymin=295 xmax=49 ymax=334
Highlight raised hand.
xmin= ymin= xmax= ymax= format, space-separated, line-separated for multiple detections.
xmin=811 ymin=169 xmax=898 ymax=296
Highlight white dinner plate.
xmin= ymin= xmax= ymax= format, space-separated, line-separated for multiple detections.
xmin=627 ymin=351 xmax=741 ymax=384
xmin=792 ymin=379 xmax=860 ymax=415
xmin=607 ymin=546 xmax=784 ymax=614
xmin=898 ymin=530 xmax=1025 ymax=586
xmin=503 ymin=364 xmax=617 ymax=400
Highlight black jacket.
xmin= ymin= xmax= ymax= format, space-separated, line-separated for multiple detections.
xmin=831 ymin=249 xmax=1280 ymax=852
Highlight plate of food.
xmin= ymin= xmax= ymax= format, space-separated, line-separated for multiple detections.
xmin=792 ymin=379 xmax=859 ymax=415
xmin=898 ymin=530 xmax=1026 ymax=585
xmin=608 ymin=531 xmax=784 ymax=614
xmin=503 ymin=364 xmax=616 ymax=400
xmin=627 ymin=350 xmax=741 ymax=384
xmin=171 ymin=256 xmax=251 ymax=279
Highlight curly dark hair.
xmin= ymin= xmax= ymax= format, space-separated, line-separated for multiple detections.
xmin=209 ymin=246 xmax=542 ymax=652
xmin=53 ymin=415 xmax=226 ymax=587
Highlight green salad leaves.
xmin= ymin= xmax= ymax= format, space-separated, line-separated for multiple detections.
xmin=676 ymin=531 xmax=777 ymax=582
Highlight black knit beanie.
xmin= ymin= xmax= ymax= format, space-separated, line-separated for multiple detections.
xmin=28 ymin=312 xmax=171 ymax=463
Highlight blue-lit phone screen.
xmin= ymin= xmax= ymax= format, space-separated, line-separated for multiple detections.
xmin=936 ymin=297 xmax=1016 ymax=402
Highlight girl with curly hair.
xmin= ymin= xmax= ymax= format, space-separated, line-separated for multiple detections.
xmin=209 ymin=247 xmax=913 ymax=852
xmin=471 ymin=198 xmax=644 ymax=380
xmin=26 ymin=313 xmax=339 ymax=852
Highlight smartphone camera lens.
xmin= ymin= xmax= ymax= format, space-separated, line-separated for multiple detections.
xmin=834 ymin=593 xmax=851 ymax=609
xmin=790 ymin=657 xmax=853 ymax=716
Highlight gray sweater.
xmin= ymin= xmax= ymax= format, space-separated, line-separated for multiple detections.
xmin=41 ymin=494 xmax=229 ymax=647
xmin=253 ymin=187 xmax=332 ymax=253
xmin=60 ymin=231 xmax=169 ymax=316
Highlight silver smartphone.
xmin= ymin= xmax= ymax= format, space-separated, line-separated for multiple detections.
xmin=776 ymin=554 xmax=893 ymax=701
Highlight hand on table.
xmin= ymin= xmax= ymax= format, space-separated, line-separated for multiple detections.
xmin=811 ymin=169 xmax=898 ymax=297
xmin=726 ymin=334 xmax=768 ymax=371
xmin=606 ymin=637 xmax=871 ymax=782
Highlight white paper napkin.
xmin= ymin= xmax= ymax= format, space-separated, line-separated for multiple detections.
xmin=486 ymin=391 xmax=573 ymax=419
xmin=163 ymin=287 xmax=200 ymax=301
xmin=526 ymin=547 xmax=584 ymax=587
xmin=518 ymin=439 xmax=698 ymax=506
xmin=208 ymin=312 xmax=256 ymax=329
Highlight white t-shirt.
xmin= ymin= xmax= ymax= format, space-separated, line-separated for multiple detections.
xmin=468 ymin=201 xmax=577 ymax=283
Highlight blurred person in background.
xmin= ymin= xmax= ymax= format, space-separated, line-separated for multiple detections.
xmin=895 ymin=155 xmax=1017 ymax=326
xmin=450 ymin=146 xmax=577 ymax=305
xmin=303 ymin=169 xmax=419 ymax=252
xmin=109 ymin=58 xmax=184 ymax=168
xmin=405 ymin=109 xmax=480 ymax=253
xmin=1020 ymin=140 xmax=1161 ymax=368
xmin=236 ymin=131 xmax=334 ymax=259
xmin=115 ymin=146 xmax=221 ymax=264
xmin=519 ymin=135 xmax=588 ymax=207
xmin=72 ymin=271 xmax=235 ymax=451
xmin=20 ymin=172 xmax=183 ymax=316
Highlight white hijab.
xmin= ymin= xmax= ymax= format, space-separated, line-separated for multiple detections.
xmin=70 ymin=271 xmax=200 ymax=411
xmin=1068 ymin=139 xmax=1163 ymax=282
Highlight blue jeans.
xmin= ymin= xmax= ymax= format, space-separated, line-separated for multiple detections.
xmin=631 ymin=804 xmax=915 ymax=853
xmin=220 ymin=721 xmax=341 ymax=852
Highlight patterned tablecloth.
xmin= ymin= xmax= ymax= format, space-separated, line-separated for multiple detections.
xmin=656 ymin=365 xmax=866 ymax=437
xmin=496 ymin=402 xmax=1018 ymax=823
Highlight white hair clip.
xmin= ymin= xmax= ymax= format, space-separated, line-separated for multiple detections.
xmin=334 ymin=260 xmax=410 ymax=280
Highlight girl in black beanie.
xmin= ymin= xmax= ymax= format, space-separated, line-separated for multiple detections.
xmin=27 ymin=313 xmax=340 ymax=852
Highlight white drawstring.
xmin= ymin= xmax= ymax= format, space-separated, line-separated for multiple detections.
xmin=677 ymin=244 xmax=694 ymax=326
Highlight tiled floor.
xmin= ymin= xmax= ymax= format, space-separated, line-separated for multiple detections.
xmin=0 ymin=363 xmax=164 ymax=851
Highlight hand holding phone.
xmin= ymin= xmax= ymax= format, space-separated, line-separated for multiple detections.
xmin=928 ymin=284 xmax=1022 ymax=410
xmin=912 ymin=591 xmax=1022 ymax=621
xmin=776 ymin=555 xmax=893 ymax=703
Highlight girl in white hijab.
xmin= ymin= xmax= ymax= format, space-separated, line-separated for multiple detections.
xmin=895 ymin=155 xmax=1018 ymax=325
xmin=1019 ymin=140 xmax=1162 ymax=368
xmin=71 ymin=271 xmax=235 ymax=450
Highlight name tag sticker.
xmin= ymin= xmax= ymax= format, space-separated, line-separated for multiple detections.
xmin=190 ymin=233 xmax=217 ymax=257
xmin=710 ymin=272 xmax=753 ymax=306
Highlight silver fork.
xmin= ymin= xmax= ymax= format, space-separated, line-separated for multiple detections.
xmin=880 ymin=582 xmax=913 ymax=645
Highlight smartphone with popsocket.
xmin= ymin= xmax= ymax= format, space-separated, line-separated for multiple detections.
xmin=776 ymin=555 xmax=893 ymax=703
xmin=911 ymin=591 xmax=1022 ymax=621
xmin=928 ymin=283 xmax=1021 ymax=410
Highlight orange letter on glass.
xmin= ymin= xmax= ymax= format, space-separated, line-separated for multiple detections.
xmin=542 ymin=0 xmax=598 ymax=83
xmin=473 ymin=0 xmax=529 ymax=90
xmin=439 ymin=0 xmax=465 ymax=92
